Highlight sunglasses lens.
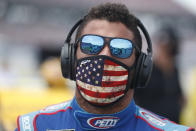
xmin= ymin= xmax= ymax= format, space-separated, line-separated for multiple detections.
xmin=80 ymin=35 xmax=104 ymax=54
xmin=110 ymin=39 xmax=133 ymax=58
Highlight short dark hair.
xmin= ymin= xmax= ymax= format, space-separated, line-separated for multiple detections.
xmin=75 ymin=3 xmax=142 ymax=50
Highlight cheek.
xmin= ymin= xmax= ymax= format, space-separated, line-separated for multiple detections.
xmin=76 ymin=45 xmax=94 ymax=60
xmin=116 ymin=52 xmax=136 ymax=67
xmin=121 ymin=58 xmax=135 ymax=67
xmin=76 ymin=45 xmax=86 ymax=59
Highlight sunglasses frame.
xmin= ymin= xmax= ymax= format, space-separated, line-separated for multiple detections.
xmin=77 ymin=34 xmax=140 ymax=59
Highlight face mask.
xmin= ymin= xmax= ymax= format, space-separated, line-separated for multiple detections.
xmin=76 ymin=55 xmax=134 ymax=106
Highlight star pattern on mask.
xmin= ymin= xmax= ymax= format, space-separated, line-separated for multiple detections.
xmin=98 ymin=65 xmax=101 ymax=69
xmin=76 ymin=58 xmax=104 ymax=86
xmin=95 ymin=80 xmax=99 ymax=84
xmin=84 ymin=74 xmax=87 ymax=77
xmin=97 ymin=73 xmax=100 ymax=76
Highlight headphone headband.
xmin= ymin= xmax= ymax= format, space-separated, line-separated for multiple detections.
xmin=65 ymin=17 xmax=152 ymax=55
xmin=65 ymin=19 xmax=83 ymax=43
xmin=136 ymin=18 xmax=152 ymax=56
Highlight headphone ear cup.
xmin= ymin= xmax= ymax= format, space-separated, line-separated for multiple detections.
xmin=61 ymin=43 xmax=77 ymax=80
xmin=142 ymin=54 xmax=153 ymax=87
xmin=133 ymin=54 xmax=143 ymax=88
xmin=61 ymin=43 xmax=71 ymax=79
xmin=134 ymin=53 xmax=153 ymax=88
xmin=70 ymin=43 xmax=77 ymax=80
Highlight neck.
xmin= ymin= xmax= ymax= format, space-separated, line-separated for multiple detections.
xmin=75 ymin=88 xmax=134 ymax=114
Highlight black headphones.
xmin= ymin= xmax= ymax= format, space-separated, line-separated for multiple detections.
xmin=61 ymin=17 xmax=153 ymax=88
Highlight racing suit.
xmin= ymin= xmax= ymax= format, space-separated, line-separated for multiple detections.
xmin=15 ymin=97 xmax=194 ymax=131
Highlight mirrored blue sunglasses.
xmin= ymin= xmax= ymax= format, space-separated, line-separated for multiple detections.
xmin=78 ymin=34 xmax=139 ymax=59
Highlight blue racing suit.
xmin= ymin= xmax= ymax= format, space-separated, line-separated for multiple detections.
xmin=15 ymin=97 xmax=194 ymax=131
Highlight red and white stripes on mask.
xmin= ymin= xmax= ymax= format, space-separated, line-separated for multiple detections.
xmin=76 ymin=55 xmax=133 ymax=106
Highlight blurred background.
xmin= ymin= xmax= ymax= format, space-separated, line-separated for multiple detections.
xmin=0 ymin=0 xmax=196 ymax=130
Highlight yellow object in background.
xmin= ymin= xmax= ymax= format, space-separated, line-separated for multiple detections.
xmin=0 ymin=87 xmax=74 ymax=131
xmin=181 ymin=68 xmax=196 ymax=127
xmin=40 ymin=57 xmax=66 ymax=88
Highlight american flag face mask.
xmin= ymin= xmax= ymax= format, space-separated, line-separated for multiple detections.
xmin=76 ymin=55 xmax=134 ymax=106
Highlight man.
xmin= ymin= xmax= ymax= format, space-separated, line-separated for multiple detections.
xmin=134 ymin=25 xmax=184 ymax=123
xmin=16 ymin=3 xmax=195 ymax=131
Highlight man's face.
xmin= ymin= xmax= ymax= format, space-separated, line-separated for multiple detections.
xmin=76 ymin=19 xmax=136 ymax=67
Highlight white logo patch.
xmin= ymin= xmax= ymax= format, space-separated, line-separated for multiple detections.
xmin=87 ymin=116 xmax=119 ymax=129
xmin=81 ymin=60 xmax=91 ymax=65
xmin=41 ymin=101 xmax=70 ymax=112
xmin=22 ymin=116 xmax=31 ymax=131
xmin=140 ymin=111 xmax=166 ymax=127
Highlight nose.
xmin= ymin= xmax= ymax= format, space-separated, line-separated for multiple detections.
xmin=99 ymin=45 xmax=112 ymax=57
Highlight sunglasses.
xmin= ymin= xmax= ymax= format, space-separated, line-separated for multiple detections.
xmin=78 ymin=34 xmax=139 ymax=59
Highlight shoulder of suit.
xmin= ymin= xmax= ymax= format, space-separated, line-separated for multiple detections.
xmin=40 ymin=100 xmax=72 ymax=113
xmin=17 ymin=100 xmax=72 ymax=131
xmin=135 ymin=106 xmax=195 ymax=131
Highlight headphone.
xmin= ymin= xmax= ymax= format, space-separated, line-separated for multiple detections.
xmin=61 ymin=17 xmax=153 ymax=88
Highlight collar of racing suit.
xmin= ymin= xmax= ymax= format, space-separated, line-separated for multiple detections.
xmin=71 ymin=97 xmax=136 ymax=130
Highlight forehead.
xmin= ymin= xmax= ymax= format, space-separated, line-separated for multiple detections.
xmin=81 ymin=19 xmax=134 ymax=40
